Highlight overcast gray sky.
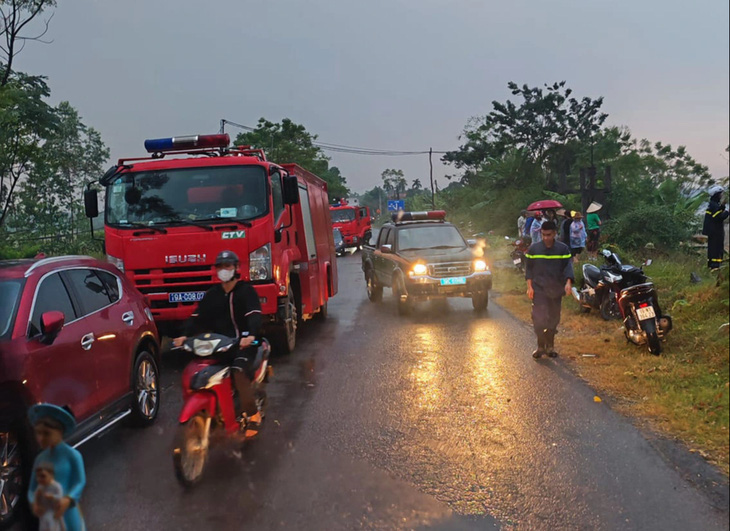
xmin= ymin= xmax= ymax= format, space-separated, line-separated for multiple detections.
xmin=18 ymin=0 xmax=730 ymax=193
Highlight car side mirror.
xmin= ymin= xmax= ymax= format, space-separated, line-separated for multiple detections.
xmin=84 ymin=188 xmax=99 ymax=218
xmin=467 ymin=239 xmax=477 ymax=247
xmin=282 ymin=175 xmax=300 ymax=205
xmin=642 ymin=259 xmax=653 ymax=267
xmin=40 ymin=311 xmax=65 ymax=344
xmin=380 ymin=244 xmax=393 ymax=254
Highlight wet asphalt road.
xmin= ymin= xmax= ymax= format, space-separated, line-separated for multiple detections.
xmin=27 ymin=253 xmax=728 ymax=530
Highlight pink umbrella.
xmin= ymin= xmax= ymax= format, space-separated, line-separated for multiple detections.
xmin=527 ymin=199 xmax=563 ymax=211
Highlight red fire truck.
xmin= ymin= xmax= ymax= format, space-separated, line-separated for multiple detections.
xmin=329 ymin=199 xmax=372 ymax=251
xmin=84 ymin=133 xmax=337 ymax=354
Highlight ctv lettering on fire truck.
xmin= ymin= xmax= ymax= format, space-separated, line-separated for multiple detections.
xmin=85 ymin=133 xmax=337 ymax=354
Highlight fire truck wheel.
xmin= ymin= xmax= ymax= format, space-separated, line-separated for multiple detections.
xmin=274 ymin=288 xmax=298 ymax=355
xmin=315 ymin=301 xmax=328 ymax=321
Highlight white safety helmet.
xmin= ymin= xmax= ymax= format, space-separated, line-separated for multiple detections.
xmin=708 ymin=185 xmax=724 ymax=197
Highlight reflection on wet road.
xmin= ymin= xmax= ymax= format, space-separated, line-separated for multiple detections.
xmin=45 ymin=253 xmax=726 ymax=530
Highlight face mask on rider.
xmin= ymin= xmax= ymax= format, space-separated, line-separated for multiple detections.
xmin=217 ymin=268 xmax=236 ymax=283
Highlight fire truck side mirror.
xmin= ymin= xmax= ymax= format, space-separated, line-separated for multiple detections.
xmin=282 ymin=175 xmax=300 ymax=205
xmin=84 ymin=188 xmax=99 ymax=218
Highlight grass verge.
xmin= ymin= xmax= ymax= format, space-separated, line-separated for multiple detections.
xmin=489 ymin=240 xmax=729 ymax=475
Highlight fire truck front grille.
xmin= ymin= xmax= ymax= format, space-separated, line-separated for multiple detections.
xmin=428 ymin=262 xmax=472 ymax=278
xmin=130 ymin=264 xmax=215 ymax=305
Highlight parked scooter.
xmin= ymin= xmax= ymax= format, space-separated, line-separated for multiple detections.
xmin=510 ymin=238 xmax=530 ymax=273
xmin=573 ymin=250 xmax=672 ymax=355
xmin=172 ymin=333 xmax=270 ymax=487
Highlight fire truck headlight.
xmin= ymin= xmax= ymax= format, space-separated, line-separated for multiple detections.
xmin=107 ymin=254 xmax=125 ymax=272
xmin=249 ymin=243 xmax=272 ymax=281
xmin=474 ymin=259 xmax=488 ymax=272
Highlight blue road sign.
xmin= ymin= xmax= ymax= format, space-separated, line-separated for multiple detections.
xmin=387 ymin=200 xmax=405 ymax=212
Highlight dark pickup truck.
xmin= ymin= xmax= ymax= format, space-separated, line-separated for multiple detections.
xmin=361 ymin=211 xmax=492 ymax=314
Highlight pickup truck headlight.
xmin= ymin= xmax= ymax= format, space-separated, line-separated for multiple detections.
xmin=474 ymin=259 xmax=488 ymax=272
xmin=107 ymin=254 xmax=125 ymax=272
xmin=249 ymin=243 xmax=272 ymax=281
xmin=410 ymin=263 xmax=428 ymax=276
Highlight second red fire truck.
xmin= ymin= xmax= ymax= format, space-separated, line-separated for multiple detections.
xmin=329 ymin=198 xmax=372 ymax=251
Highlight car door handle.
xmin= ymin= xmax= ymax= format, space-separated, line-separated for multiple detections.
xmin=122 ymin=311 xmax=135 ymax=326
xmin=81 ymin=333 xmax=95 ymax=350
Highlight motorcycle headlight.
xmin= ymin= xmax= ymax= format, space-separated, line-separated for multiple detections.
xmin=410 ymin=263 xmax=428 ymax=276
xmin=193 ymin=340 xmax=214 ymax=357
xmin=249 ymin=243 xmax=272 ymax=281
xmin=474 ymin=259 xmax=488 ymax=272
xmin=106 ymin=254 xmax=125 ymax=272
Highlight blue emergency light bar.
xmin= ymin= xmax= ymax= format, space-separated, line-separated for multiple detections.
xmin=392 ymin=210 xmax=447 ymax=222
xmin=144 ymin=134 xmax=230 ymax=153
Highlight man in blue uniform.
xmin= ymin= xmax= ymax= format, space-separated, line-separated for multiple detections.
xmin=702 ymin=185 xmax=728 ymax=269
xmin=525 ymin=220 xmax=574 ymax=358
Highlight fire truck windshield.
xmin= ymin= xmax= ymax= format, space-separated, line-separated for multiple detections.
xmin=330 ymin=209 xmax=356 ymax=223
xmin=106 ymin=165 xmax=267 ymax=226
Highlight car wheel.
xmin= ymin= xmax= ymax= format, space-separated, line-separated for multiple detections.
xmin=395 ymin=276 xmax=413 ymax=316
xmin=472 ymin=291 xmax=489 ymax=312
xmin=366 ymin=269 xmax=383 ymax=302
xmin=131 ymin=351 xmax=160 ymax=427
xmin=0 ymin=426 xmax=31 ymax=530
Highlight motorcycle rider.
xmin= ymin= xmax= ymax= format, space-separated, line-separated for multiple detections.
xmin=173 ymin=250 xmax=263 ymax=437
xmin=702 ymin=185 xmax=729 ymax=269
xmin=525 ymin=221 xmax=574 ymax=358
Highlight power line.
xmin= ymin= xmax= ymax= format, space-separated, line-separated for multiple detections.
xmin=220 ymin=119 xmax=450 ymax=156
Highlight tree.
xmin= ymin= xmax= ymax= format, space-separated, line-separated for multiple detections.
xmin=233 ymin=117 xmax=349 ymax=200
xmin=15 ymin=101 xmax=109 ymax=237
xmin=443 ymin=81 xmax=608 ymax=182
xmin=380 ymin=168 xmax=405 ymax=199
xmin=411 ymin=178 xmax=422 ymax=191
xmin=0 ymin=70 xmax=58 ymax=227
xmin=1 ymin=0 xmax=56 ymax=86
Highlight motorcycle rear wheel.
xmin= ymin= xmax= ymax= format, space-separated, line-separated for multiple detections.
xmin=173 ymin=413 xmax=209 ymax=488
xmin=642 ymin=319 xmax=662 ymax=356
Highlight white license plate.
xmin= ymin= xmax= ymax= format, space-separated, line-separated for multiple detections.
xmin=513 ymin=258 xmax=522 ymax=264
xmin=636 ymin=305 xmax=656 ymax=321
xmin=169 ymin=291 xmax=206 ymax=303
xmin=440 ymin=277 xmax=467 ymax=286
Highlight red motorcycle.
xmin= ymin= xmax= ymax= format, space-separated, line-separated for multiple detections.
xmin=172 ymin=333 xmax=270 ymax=487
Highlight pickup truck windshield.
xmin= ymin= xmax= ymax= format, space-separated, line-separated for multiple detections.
xmin=106 ymin=165 xmax=267 ymax=226
xmin=0 ymin=279 xmax=22 ymax=339
xmin=331 ymin=209 xmax=356 ymax=223
xmin=398 ymin=225 xmax=466 ymax=251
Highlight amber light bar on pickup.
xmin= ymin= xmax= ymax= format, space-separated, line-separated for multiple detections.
xmin=392 ymin=210 xmax=446 ymax=222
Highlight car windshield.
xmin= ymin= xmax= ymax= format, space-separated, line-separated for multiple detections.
xmin=106 ymin=165 xmax=268 ymax=226
xmin=398 ymin=225 xmax=466 ymax=251
xmin=0 ymin=279 xmax=23 ymax=339
xmin=331 ymin=209 xmax=356 ymax=223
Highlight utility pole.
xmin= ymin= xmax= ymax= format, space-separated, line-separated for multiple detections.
xmin=429 ymin=147 xmax=435 ymax=209
xmin=219 ymin=119 xmax=225 ymax=134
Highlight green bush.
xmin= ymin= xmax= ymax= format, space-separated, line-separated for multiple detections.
xmin=602 ymin=204 xmax=695 ymax=250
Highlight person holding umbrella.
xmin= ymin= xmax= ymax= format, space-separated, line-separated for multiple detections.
xmin=586 ymin=202 xmax=602 ymax=260
xmin=525 ymin=220 xmax=574 ymax=358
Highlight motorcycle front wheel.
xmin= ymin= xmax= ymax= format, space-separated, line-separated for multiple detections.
xmin=642 ymin=319 xmax=662 ymax=355
xmin=600 ymin=295 xmax=621 ymax=321
xmin=173 ymin=412 xmax=210 ymax=488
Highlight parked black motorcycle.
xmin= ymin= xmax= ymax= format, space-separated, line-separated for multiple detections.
xmin=573 ymin=249 xmax=672 ymax=355
xmin=510 ymin=238 xmax=529 ymax=273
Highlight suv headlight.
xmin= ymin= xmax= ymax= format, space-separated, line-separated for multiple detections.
xmin=474 ymin=259 xmax=488 ymax=272
xmin=107 ymin=254 xmax=125 ymax=272
xmin=410 ymin=263 xmax=428 ymax=276
xmin=249 ymin=243 xmax=272 ymax=281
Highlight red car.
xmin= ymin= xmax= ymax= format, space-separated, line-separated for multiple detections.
xmin=0 ymin=255 xmax=161 ymax=527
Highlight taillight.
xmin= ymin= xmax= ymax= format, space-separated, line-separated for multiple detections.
xmin=639 ymin=302 xmax=650 ymax=308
